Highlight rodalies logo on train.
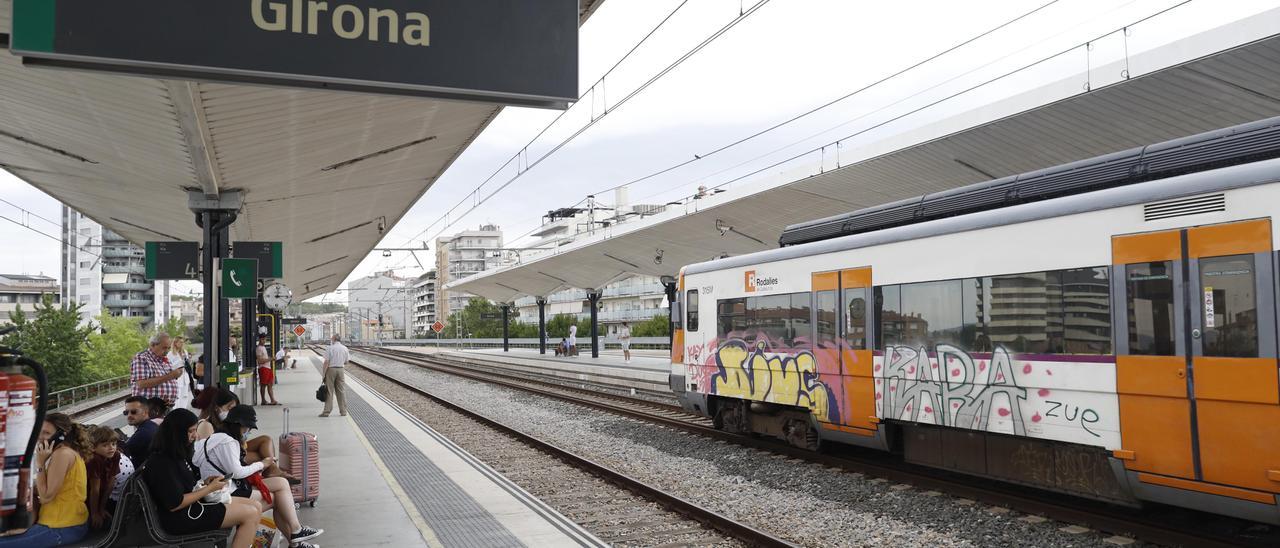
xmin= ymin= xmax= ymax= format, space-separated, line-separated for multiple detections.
xmin=743 ymin=271 xmax=779 ymax=293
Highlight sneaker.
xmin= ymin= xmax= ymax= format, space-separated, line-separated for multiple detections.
xmin=317 ymin=413 xmax=329 ymax=417
xmin=292 ymin=526 xmax=324 ymax=543
xmin=292 ymin=542 xmax=319 ymax=548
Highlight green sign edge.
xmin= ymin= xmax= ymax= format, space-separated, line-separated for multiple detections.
xmin=12 ymin=0 xmax=56 ymax=53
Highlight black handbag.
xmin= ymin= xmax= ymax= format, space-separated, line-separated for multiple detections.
xmin=315 ymin=383 xmax=328 ymax=402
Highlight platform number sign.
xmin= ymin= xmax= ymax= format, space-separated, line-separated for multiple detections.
xmin=145 ymin=241 xmax=200 ymax=280
xmin=432 ymin=321 xmax=445 ymax=334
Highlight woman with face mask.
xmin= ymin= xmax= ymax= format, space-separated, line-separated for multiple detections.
xmin=193 ymin=388 xmax=297 ymax=483
xmin=192 ymin=406 xmax=322 ymax=547
xmin=142 ymin=408 xmax=259 ymax=547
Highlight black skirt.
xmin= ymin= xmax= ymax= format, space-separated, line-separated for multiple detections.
xmin=158 ymin=501 xmax=227 ymax=535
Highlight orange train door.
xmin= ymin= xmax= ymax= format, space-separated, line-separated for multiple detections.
xmin=1113 ymin=218 xmax=1280 ymax=495
xmin=813 ymin=268 xmax=876 ymax=433
xmin=841 ymin=268 xmax=877 ymax=434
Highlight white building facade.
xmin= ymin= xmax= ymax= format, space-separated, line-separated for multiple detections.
xmin=435 ymin=225 xmax=503 ymax=321
xmin=0 ymin=274 xmax=61 ymax=325
xmin=412 ymin=270 xmax=437 ymax=337
xmin=61 ymin=207 xmax=166 ymax=328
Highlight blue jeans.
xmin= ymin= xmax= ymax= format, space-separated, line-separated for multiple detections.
xmin=0 ymin=523 xmax=89 ymax=547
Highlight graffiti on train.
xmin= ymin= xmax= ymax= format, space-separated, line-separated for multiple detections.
xmin=875 ymin=344 xmax=1115 ymax=445
xmin=879 ymin=344 xmax=1028 ymax=434
xmin=711 ymin=339 xmax=840 ymax=423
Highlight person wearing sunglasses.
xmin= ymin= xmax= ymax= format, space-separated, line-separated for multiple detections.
xmin=120 ymin=396 xmax=158 ymax=468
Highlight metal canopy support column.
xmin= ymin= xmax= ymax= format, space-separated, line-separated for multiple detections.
xmin=191 ymin=191 xmax=241 ymax=388
xmin=588 ymin=290 xmax=601 ymax=358
xmin=537 ymin=298 xmax=547 ymax=354
xmin=663 ymin=279 xmax=678 ymax=351
xmin=501 ymin=304 xmax=510 ymax=352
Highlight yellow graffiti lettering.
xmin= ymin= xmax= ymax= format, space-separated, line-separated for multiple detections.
xmin=712 ymin=341 xmax=839 ymax=422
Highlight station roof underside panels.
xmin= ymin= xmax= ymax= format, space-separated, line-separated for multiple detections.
xmin=453 ymin=12 xmax=1280 ymax=303
xmin=0 ymin=0 xmax=603 ymax=301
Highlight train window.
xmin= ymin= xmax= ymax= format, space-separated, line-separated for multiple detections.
xmin=875 ymin=285 xmax=902 ymax=348
xmin=1126 ymin=261 xmax=1176 ymax=356
xmin=1200 ymin=254 xmax=1258 ymax=358
xmin=982 ymin=272 xmax=1058 ymax=354
xmin=816 ymin=290 xmax=838 ymax=349
xmin=843 ymin=287 xmax=867 ymax=350
xmin=687 ymin=290 xmax=699 ymax=332
xmin=961 ymin=279 xmax=985 ymax=351
xmin=791 ymin=293 xmax=813 ymax=350
xmin=718 ymin=298 xmax=746 ymax=340
xmin=899 ymin=280 xmax=964 ymax=349
xmin=1061 ymin=267 xmax=1112 ymax=354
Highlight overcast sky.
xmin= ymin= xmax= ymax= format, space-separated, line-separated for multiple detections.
xmin=1 ymin=0 xmax=1274 ymax=302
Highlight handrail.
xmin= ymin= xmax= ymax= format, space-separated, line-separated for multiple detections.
xmin=49 ymin=375 xmax=130 ymax=410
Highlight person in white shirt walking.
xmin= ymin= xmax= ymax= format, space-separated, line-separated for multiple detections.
xmin=568 ymin=324 xmax=578 ymax=357
xmin=618 ymin=322 xmax=632 ymax=363
xmin=320 ymin=334 xmax=349 ymax=417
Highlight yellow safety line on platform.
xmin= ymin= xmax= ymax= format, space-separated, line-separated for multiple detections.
xmin=348 ymin=413 xmax=445 ymax=548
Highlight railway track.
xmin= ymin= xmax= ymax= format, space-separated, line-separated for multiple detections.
xmin=349 ymin=345 xmax=1269 ymax=548
xmin=309 ymin=346 xmax=794 ymax=548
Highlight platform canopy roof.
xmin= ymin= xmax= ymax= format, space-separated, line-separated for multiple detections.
xmin=452 ymin=9 xmax=1280 ymax=303
xmin=0 ymin=0 xmax=603 ymax=300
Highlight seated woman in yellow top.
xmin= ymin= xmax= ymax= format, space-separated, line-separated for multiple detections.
xmin=0 ymin=413 xmax=90 ymax=547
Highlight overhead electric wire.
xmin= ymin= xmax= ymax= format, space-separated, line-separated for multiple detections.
xmin=681 ymin=0 xmax=1197 ymax=202
xmin=587 ymin=0 xmax=1067 ymax=198
xmin=0 ymin=213 xmax=100 ymax=258
xmin=393 ymin=0 xmax=772 ymax=257
xmin=629 ymin=0 xmax=1157 ymax=205
xmin=492 ymin=0 xmax=1080 ymax=248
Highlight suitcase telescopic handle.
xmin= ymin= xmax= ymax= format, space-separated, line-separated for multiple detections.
xmin=283 ymin=406 xmax=289 ymax=435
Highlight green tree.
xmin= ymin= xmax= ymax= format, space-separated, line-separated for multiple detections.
xmin=160 ymin=315 xmax=189 ymax=340
xmin=0 ymin=304 xmax=27 ymax=349
xmin=631 ymin=314 xmax=670 ymax=337
xmin=19 ymin=295 xmax=90 ymax=391
xmin=84 ymin=313 xmax=148 ymax=383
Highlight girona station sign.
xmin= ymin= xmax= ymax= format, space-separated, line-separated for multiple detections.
xmin=8 ymin=0 xmax=578 ymax=108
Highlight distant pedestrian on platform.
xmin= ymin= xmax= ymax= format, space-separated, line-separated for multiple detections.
xmin=619 ymin=322 xmax=632 ymax=363
xmin=256 ymin=336 xmax=279 ymax=406
xmin=320 ymin=334 xmax=349 ymax=417
xmin=568 ymin=324 xmax=578 ymax=357
xmin=555 ymin=338 xmax=568 ymax=356
xmin=130 ymin=332 xmax=182 ymax=407
xmin=276 ymin=346 xmax=295 ymax=370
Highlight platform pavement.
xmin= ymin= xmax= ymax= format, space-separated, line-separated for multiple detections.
xmin=397 ymin=346 xmax=673 ymax=397
xmin=82 ymin=353 xmax=604 ymax=547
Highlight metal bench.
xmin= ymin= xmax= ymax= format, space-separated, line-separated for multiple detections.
xmin=67 ymin=474 xmax=230 ymax=548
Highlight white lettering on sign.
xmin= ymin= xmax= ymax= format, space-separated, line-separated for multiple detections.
xmin=252 ymin=0 xmax=430 ymax=46
xmin=1204 ymin=287 xmax=1215 ymax=328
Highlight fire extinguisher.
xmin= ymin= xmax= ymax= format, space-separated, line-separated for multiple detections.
xmin=0 ymin=328 xmax=48 ymax=533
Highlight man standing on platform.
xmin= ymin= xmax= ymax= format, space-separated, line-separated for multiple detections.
xmin=257 ymin=335 xmax=280 ymax=405
xmin=130 ymin=332 xmax=181 ymax=407
xmin=619 ymin=322 xmax=632 ymax=364
xmin=320 ymin=334 xmax=349 ymax=417
xmin=568 ymin=324 xmax=578 ymax=357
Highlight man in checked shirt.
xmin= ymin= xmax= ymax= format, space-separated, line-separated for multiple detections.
xmin=130 ymin=331 xmax=184 ymax=406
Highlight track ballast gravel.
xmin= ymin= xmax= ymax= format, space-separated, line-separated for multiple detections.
xmin=350 ymin=350 xmax=1157 ymax=548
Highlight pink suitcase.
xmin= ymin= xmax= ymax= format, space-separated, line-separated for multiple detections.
xmin=280 ymin=407 xmax=320 ymax=506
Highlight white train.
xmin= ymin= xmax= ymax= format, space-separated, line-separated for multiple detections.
xmin=670 ymin=116 xmax=1280 ymax=524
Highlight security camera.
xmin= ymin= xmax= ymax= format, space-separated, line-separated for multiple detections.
xmin=376 ymin=218 xmax=386 ymax=234
xmin=715 ymin=219 xmax=730 ymax=237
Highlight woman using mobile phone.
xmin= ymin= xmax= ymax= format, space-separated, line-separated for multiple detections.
xmin=0 ymin=413 xmax=90 ymax=547
xmin=142 ymin=409 xmax=259 ymax=548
